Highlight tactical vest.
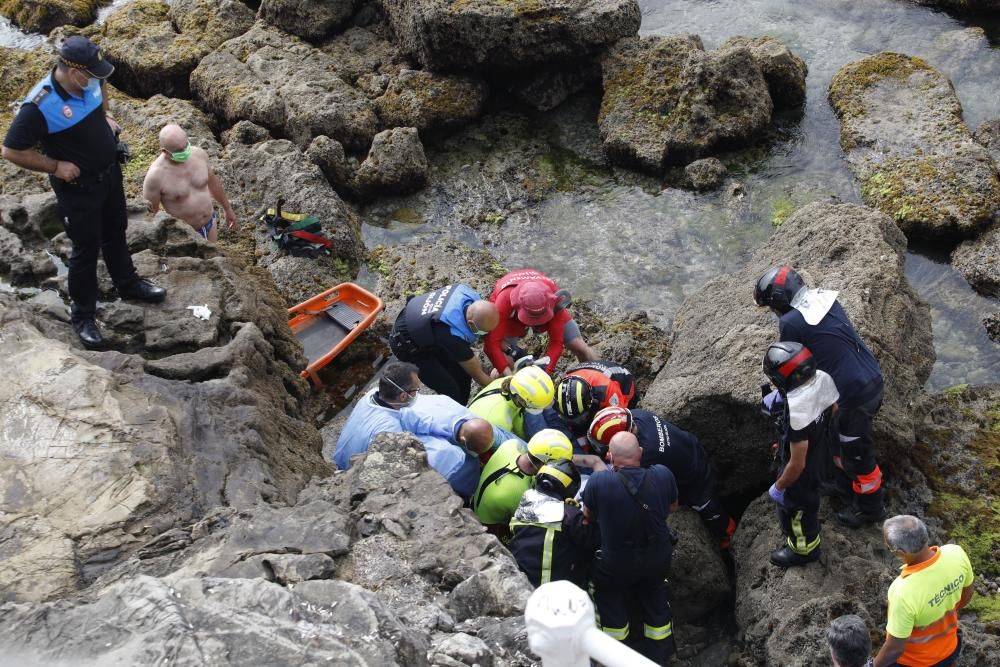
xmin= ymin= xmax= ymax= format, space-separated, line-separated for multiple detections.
xmin=403 ymin=284 xmax=480 ymax=348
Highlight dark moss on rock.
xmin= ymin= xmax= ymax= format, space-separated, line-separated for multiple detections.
xmin=598 ymin=35 xmax=774 ymax=174
xmin=0 ymin=0 xmax=103 ymax=33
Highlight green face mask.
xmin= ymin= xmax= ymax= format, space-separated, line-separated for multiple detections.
xmin=169 ymin=143 xmax=193 ymax=162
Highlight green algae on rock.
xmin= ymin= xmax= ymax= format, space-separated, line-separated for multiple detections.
xmin=381 ymin=0 xmax=641 ymax=72
xmin=829 ymin=52 xmax=1000 ymax=241
xmin=94 ymin=0 xmax=254 ymax=99
xmin=0 ymin=0 xmax=104 ymax=34
xmin=598 ymin=35 xmax=775 ymax=174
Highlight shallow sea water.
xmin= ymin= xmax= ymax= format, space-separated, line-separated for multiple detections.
xmin=364 ymin=0 xmax=1000 ymax=391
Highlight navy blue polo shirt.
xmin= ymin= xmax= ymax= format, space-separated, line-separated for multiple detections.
xmin=632 ymin=410 xmax=707 ymax=486
xmin=583 ymin=464 xmax=676 ymax=559
xmin=3 ymin=69 xmax=117 ymax=177
xmin=779 ymin=300 xmax=882 ymax=404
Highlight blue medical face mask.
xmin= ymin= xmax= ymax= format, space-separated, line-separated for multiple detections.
xmin=85 ymin=76 xmax=101 ymax=93
xmin=467 ymin=319 xmax=489 ymax=337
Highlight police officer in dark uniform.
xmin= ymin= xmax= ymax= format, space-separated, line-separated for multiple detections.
xmin=582 ymin=431 xmax=678 ymax=665
xmin=584 ymin=407 xmax=736 ymax=549
xmin=389 ymin=283 xmax=499 ymax=404
xmin=755 ymin=266 xmax=885 ymax=527
xmin=1 ymin=37 xmax=166 ymax=349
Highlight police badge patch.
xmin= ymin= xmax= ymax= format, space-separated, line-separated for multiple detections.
xmin=62 ymin=105 xmax=73 ymax=118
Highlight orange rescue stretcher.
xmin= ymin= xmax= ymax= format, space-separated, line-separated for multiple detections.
xmin=288 ymin=283 xmax=384 ymax=386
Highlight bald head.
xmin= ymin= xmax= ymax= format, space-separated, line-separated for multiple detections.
xmin=457 ymin=418 xmax=494 ymax=454
xmin=609 ymin=431 xmax=642 ymax=467
xmin=159 ymin=123 xmax=189 ymax=153
xmin=467 ymin=300 xmax=499 ymax=335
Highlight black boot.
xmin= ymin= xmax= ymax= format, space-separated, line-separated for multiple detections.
xmin=73 ymin=319 xmax=104 ymax=350
xmin=836 ymin=507 xmax=887 ymax=528
xmin=118 ymin=278 xmax=166 ymax=303
xmin=770 ymin=546 xmax=820 ymax=568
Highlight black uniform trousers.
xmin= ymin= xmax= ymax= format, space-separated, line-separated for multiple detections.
xmin=678 ymin=465 xmax=733 ymax=541
xmin=389 ymin=339 xmax=472 ymax=405
xmin=834 ymin=382 xmax=885 ymax=514
xmin=591 ymin=546 xmax=675 ymax=666
xmin=52 ymin=164 xmax=138 ymax=323
xmin=778 ymin=484 xmax=821 ymax=556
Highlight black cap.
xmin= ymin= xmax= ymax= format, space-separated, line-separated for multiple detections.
xmin=58 ymin=36 xmax=114 ymax=79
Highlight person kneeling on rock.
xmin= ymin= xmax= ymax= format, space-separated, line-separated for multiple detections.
xmin=472 ymin=429 xmax=572 ymax=538
xmin=142 ymin=123 xmax=238 ymax=242
xmin=334 ymin=361 xmax=479 ymax=499
xmin=761 ymin=341 xmax=839 ymax=568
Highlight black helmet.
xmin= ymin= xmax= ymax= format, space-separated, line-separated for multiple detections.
xmin=754 ymin=265 xmax=805 ymax=313
xmin=555 ymin=375 xmax=594 ymax=423
xmin=534 ymin=458 xmax=581 ymax=500
xmin=763 ymin=341 xmax=817 ymax=392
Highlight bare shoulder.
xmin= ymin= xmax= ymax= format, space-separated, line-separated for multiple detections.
xmin=143 ymin=154 xmax=167 ymax=184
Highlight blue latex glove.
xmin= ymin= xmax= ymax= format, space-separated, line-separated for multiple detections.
xmin=768 ymin=483 xmax=786 ymax=506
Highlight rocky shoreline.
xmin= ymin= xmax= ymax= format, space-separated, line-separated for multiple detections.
xmin=1 ymin=0 xmax=999 ymax=665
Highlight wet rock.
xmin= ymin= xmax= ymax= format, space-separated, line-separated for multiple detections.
xmin=599 ymin=35 xmax=773 ymax=174
xmin=375 ymin=69 xmax=489 ymax=133
xmin=0 ymin=222 xmax=327 ymax=600
xmin=125 ymin=214 xmax=215 ymax=258
xmin=221 ymin=119 xmax=272 ymax=146
xmin=720 ymin=36 xmax=808 ymax=109
xmin=684 ymin=157 xmax=728 ymax=191
xmin=642 ymin=203 xmax=934 ymax=498
xmin=96 ymin=0 xmax=254 ymax=98
xmin=0 ymin=430 xmax=534 ymax=664
xmin=914 ymin=385 xmax=1000 ymax=583
xmin=191 ymin=22 xmax=379 ymax=151
xmin=429 ymin=632 xmax=494 ymax=667
xmin=305 ymin=134 xmax=356 ymax=193
xmin=381 ymin=0 xmax=641 ymax=72
xmin=0 ymin=576 xmax=425 ymax=664
xmin=353 ymin=127 xmax=429 ymax=198
xmin=951 ymin=225 xmax=1000 ymax=298
xmin=829 ymin=52 xmax=1000 ymax=241
xmin=667 ymin=508 xmax=731 ymax=623
xmin=0 ymin=226 xmax=56 ymax=285
xmin=219 ymin=135 xmax=364 ymax=303
xmin=505 ymin=62 xmax=601 ymax=112
xmin=258 ymin=0 xmax=355 ymax=41
xmin=108 ymin=93 xmax=220 ymax=200
xmin=986 ymin=312 xmax=1000 ymax=342
xmin=733 ymin=495 xmax=896 ymax=666
xmin=973 ymin=117 xmax=1000 ymax=164
xmin=319 ymin=26 xmax=408 ymax=87
xmin=0 ymin=192 xmax=60 ymax=243
xmin=0 ymin=0 xmax=102 ymax=33
xmin=0 ymin=48 xmax=55 ymax=197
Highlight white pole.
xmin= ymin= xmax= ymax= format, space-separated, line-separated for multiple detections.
xmin=524 ymin=580 xmax=660 ymax=667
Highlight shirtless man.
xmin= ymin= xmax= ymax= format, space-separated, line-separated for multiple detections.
xmin=142 ymin=124 xmax=236 ymax=242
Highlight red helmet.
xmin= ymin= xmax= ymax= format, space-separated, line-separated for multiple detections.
xmin=587 ymin=406 xmax=633 ymax=456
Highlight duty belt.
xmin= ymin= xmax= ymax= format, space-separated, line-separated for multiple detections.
xmin=57 ymin=161 xmax=117 ymax=187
